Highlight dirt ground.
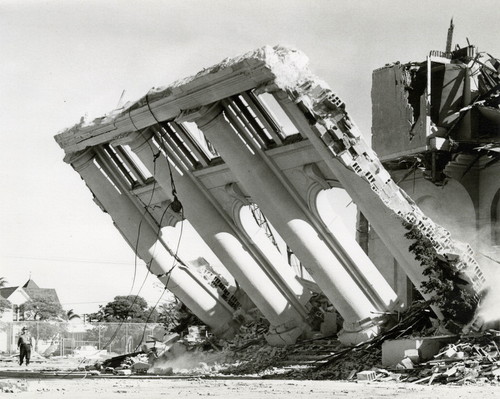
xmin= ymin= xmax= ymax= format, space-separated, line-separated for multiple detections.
xmin=1 ymin=352 xmax=500 ymax=398
xmin=0 ymin=376 xmax=499 ymax=398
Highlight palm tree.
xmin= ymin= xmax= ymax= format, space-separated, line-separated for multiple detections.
xmin=0 ymin=277 xmax=8 ymax=288
xmin=66 ymin=309 xmax=81 ymax=320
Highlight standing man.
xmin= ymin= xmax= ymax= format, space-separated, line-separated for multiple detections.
xmin=18 ymin=327 xmax=33 ymax=366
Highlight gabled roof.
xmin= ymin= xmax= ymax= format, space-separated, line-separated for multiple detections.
xmin=22 ymin=279 xmax=40 ymax=289
xmin=22 ymin=280 xmax=61 ymax=305
xmin=0 ymin=286 xmax=18 ymax=300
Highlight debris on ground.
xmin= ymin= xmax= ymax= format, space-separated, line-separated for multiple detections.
xmin=0 ymin=380 xmax=28 ymax=393
xmin=1 ymin=303 xmax=496 ymax=388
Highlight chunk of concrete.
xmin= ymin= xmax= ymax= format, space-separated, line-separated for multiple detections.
xmin=404 ymin=348 xmax=420 ymax=363
xmin=265 ymin=326 xmax=303 ymax=346
xmin=399 ymin=357 xmax=414 ymax=369
xmin=357 ymin=370 xmax=376 ymax=381
xmin=131 ymin=362 xmax=150 ymax=373
xmin=114 ymin=369 xmax=132 ymax=375
xmin=382 ymin=336 xmax=457 ymax=366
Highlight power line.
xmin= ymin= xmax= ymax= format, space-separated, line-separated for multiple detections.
xmin=3 ymin=255 xmax=140 ymax=266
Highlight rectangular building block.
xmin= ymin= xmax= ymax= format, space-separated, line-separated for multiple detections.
xmin=357 ymin=370 xmax=376 ymax=381
xmin=382 ymin=336 xmax=457 ymax=366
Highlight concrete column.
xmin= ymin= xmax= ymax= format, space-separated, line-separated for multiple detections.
xmin=238 ymin=203 xmax=311 ymax=306
xmin=128 ymin=131 xmax=309 ymax=341
xmin=188 ymin=104 xmax=385 ymax=338
xmin=273 ymin=94 xmax=441 ymax=313
xmin=70 ymin=150 xmax=237 ymax=338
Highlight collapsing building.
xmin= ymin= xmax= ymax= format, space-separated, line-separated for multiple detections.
xmin=371 ymin=34 xmax=499 ymax=329
xmin=54 ymin=39 xmax=495 ymax=345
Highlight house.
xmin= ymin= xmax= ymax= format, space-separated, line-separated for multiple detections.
xmin=0 ymin=286 xmax=30 ymax=322
xmin=0 ymin=278 xmax=62 ymax=322
xmin=0 ymin=279 xmax=64 ymax=354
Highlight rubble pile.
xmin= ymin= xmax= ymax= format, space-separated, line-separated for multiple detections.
xmin=301 ymin=330 xmax=500 ymax=385
xmin=0 ymin=380 xmax=28 ymax=394
xmin=403 ymin=332 xmax=500 ymax=385
xmin=75 ymin=302 xmax=499 ymax=386
xmin=95 ymin=351 xmax=150 ymax=376
xmin=217 ymin=322 xmax=288 ymax=375
xmin=276 ymin=302 xmax=440 ymax=380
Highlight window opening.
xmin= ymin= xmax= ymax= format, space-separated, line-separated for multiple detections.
xmin=169 ymin=122 xmax=209 ymax=167
xmin=223 ymin=100 xmax=264 ymax=149
xmin=242 ymin=92 xmax=284 ymax=145
xmin=101 ymin=144 xmax=138 ymax=189
xmin=150 ymin=129 xmax=186 ymax=174
xmin=230 ymin=95 xmax=275 ymax=148
xmin=153 ymin=125 xmax=193 ymax=170
xmin=181 ymin=122 xmax=220 ymax=160
xmin=249 ymin=203 xmax=280 ymax=252
xmin=160 ymin=122 xmax=202 ymax=169
xmin=115 ymin=145 xmax=152 ymax=183
xmin=93 ymin=158 xmax=122 ymax=194
xmin=255 ymin=92 xmax=300 ymax=139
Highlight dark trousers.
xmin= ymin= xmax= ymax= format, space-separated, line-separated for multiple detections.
xmin=19 ymin=344 xmax=31 ymax=365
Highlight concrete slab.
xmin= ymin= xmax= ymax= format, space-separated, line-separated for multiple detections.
xmin=381 ymin=335 xmax=458 ymax=366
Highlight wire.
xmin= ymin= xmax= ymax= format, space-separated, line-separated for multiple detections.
xmin=89 ymin=103 xmax=187 ymax=360
xmin=134 ymin=208 xmax=185 ymax=351
xmin=145 ymin=93 xmax=179 ymax=202
xmin=128 ymin=146 xmax=159 ymax=295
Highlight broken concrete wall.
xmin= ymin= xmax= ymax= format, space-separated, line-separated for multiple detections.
xmin=372 ymin=64 xmax=426 ymax=159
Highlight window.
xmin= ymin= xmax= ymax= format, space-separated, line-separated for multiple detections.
xmin=181 ymin=121 xmax=220 ymax=160
xmin=255 ymin=92 xmax=300 ymax=139
xmin=225 ymin=94 xmax=275 ymax=149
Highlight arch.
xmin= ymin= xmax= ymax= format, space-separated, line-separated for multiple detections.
xmin=409 ymin=179 xmax=476 ymax=248
xmin=237 ymin=203 xmax=314 ymax=289
xmin=314 ymin=187 xmax=358 ymax=238
xmin=159 ymin=219 xmax=235 ymax=286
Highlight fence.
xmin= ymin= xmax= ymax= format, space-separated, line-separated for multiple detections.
xmin=0 ymin=321 xmax=164 ymax=357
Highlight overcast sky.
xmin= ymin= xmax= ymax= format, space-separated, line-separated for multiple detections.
xmin=1 ymin=0 xmax=499 ymax=315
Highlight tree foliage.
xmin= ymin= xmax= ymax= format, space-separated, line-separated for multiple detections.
xmin=66 ymin=309 xmax=80 ymax=320
xmin=90 ymin=295 xmax=158 ymax=323
xmin=157 ymin=299 xmax=204 ymax=334
xmin=0 ymin=277 xmax=8 ymax=288
xmin=0 ymin=297 xmax=11 ymax=314
xmin=404 ymin=224 xmax=479 ymax=329
xmin=0 ymin=277 xmax=11 ymax=314
xmin=24 ymin=294 xmax=66 ymax=321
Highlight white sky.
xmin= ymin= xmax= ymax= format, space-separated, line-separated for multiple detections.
xmin=1 ymin=0 xmax=499 ymax=315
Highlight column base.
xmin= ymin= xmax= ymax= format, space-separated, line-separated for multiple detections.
xmin=337 ymin=319 xmax=381 ymax=346
xmin=265 ymin=322 xmax=310 ymax=346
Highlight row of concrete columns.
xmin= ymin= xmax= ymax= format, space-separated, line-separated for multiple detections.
xmin=70 ymin=98 xmax=400 ymax=344
xmin=71 ymin=150 xmax=238 ymax=338
xmin=183 ymin=104 xmax=396 ymax=340
xmin=128 ymin=131 xmax=310 ymax=339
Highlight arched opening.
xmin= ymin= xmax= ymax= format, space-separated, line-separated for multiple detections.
xmin=159 ymin=220 xmax=239 ymax=308
xmin=315 ymin=187 xmax=357 ymax=238
xmin=238 ymin=204 xmax=313 ymax=282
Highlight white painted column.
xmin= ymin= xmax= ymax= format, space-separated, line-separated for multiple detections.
xmin=128 ymin=132 xmax=309 ymax=332
xmin=238 ymin=204 xmax=311 ymax=306
xmin=190 ymin=104 xmax=380 ymax=327
xmin=70 ymin=150 xmax=237 ymax=338
xmin=274 ymin=95 xmax=440 ymax=309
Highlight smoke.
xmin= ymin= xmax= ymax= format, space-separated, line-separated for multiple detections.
xmin=151 ymin=350 xmax=223 ymax=374
xmin=476 ymin=251 xmax=500 ymax=325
